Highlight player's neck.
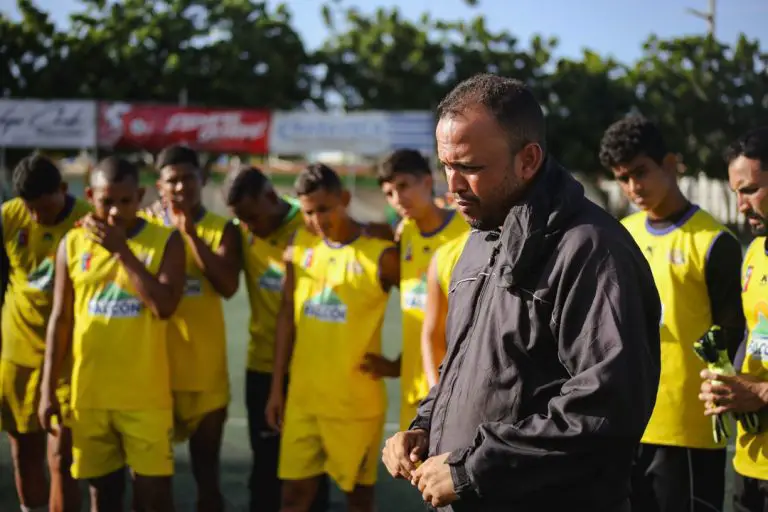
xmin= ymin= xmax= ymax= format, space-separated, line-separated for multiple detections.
xmin=266 ymin=199 xmax=292 ymax=236
xmin=327 ymin=217 xmax=360 ymax=246
xmin=414 ymin=203 xmax=449 ymax=236
xmin=647 ymin=188 xmax=689 ymax=222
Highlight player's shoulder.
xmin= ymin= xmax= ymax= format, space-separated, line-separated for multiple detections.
xmin=1 ymin=197 xmax=25 ymax=219
xmin=438 ymin=230 xmax=471 ymax=258
xmin=202 ymin=209 xmax=233 ymax=231
xmin=620 ymin=210 xmax=645 ymax=230
xmin=689 ymin=206 xmax=733 ymax=235
xmin=745 ymin=236 xmax=766 ymax=260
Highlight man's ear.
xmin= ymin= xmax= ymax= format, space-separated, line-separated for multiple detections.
xmin=519 ymin=142 xmax=545 ymax=182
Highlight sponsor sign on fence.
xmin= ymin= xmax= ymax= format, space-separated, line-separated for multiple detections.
xmin=0 ymin=100 xmax=97 ymax=148
xmin=98 ymin=103 xmax=271 ymax=153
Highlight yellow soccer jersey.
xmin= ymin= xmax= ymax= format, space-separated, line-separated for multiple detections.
xmin=288 ymin=232 xmax=395 ymax=419
xmin=143 ymin=208 xmax=229 ymax=392
xmin=435 ymin=230 xmax=471 ymax=296
xmin=1 ymin=196 xmax=91 ymax=367
xmin=734 ymin=237 xmax=768 ymax=480
xmin=622 ymin=206 xmax=735 ymax=449
xmin=399 ymin=211 xmax=468 ymax=410
xmin=66 ymin=220 xmax=174 ymax=410
xmin=240 ymin=198 xmax=308 ymax=373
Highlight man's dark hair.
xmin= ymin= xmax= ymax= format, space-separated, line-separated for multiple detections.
xmin=156 ymin=144 xmax=200 ymax=170
xmin=377 ymin=149 xmax=432 ymax=185
xmin=599 ymin=115 xmax=668 ymax=169
xmin=437 ymin=73 xmax=546 ymax=154
xmin=13 ymin=154 xmax=63 ymax=201
xmin=295 ymin=163 xmax=343 ymax=196
xmin=226 ymin=166 xmax=269 ymax=206
xmin=723 ymin=126 xmax=768 ymax=170
xmin=91 ymin=156 xmax=140 ymax=185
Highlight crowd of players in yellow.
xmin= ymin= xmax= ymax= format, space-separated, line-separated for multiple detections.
xmin=0 ymin=118 xmax=767 ymax=512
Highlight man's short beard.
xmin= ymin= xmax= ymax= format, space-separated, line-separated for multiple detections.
xmin=751 ymin=223 xmax=768 ymax=236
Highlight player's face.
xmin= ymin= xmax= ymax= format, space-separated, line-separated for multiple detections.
xmin=157 ymin=164 xmax=203 ymax=212
xmin=437 ymin=107 xmax=542 ymax=230
xmin=86 ymin=175 xmax=144 ymax=227
xmin=611 ymin=154 xmax=676 ymax=213
xmin=298 ymin=188 xmax=350 ymax=241
xmin=729 ymin=155 xmax=768 ymax=236
xmin=380 ymin=173 xmax=434 ymax=220
xmin=230 ymin=192 xmax=278 ymax=238
xmin=23 ymin=183 xmax=68 ymax=226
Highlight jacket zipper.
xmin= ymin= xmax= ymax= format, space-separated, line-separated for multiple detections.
xmin=434 ymin=242 xmax=501 ymax=455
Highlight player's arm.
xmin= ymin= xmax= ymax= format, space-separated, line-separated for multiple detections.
xmin=364 ymin=221 xmax=396 ymax=242
xmin=393 ymin=219 xmax=405 ymax=251
xmin=39 ymin=238 xmax=74 ymax=430
xmin=265 ymin=245 xmax=297 ymax=430
xmin=117 ymin=231 xmax=185 ymax=320
xmin=705 ymin=232 xmax=746 ymax=362
xmin=421 ymin=254 xmax=446 ymax=388
xmin=183 ymin=221 xmax=241 ymax=298
xmin=379 ymin=245 xmax=400 ymax=291
xmin=0 ymin=223 xmax=8 ymax=354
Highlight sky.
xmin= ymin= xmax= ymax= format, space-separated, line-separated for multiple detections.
xmin=1 ymin=0 xmax=766 ymax=64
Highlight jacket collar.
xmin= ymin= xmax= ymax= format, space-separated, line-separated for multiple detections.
xmin=496 ymin=158 xmax=586 ymax=287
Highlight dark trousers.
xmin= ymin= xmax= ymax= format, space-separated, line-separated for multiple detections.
xmin=630 ymin=443 xmax=726 ymax=512
xmin=246 ymin=371 xmax=330 ymax=512
xmin=733 ymin=472 xmax=768 ymax=512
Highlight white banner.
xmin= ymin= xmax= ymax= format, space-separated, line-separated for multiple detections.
xmin=0 ymin=100 xmax=97 ymax=148
xmin=269 ymin=112 xmax=391 ymax=155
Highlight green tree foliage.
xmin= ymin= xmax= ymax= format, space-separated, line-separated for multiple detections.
xmin=1 ymin=0 xmax=766 ymax=176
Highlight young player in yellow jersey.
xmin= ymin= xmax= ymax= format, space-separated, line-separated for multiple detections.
xmin=600 ymin=116 xmax=745 ymax=512
xmin=376 ymin=149 xmax=469 ymax=430
xmin=699 ymin=127 xmax=768 ymax=512
xmin=420 ymin=230 xmax=471 ymax=388
xmin=0 ymin=154 xmax=89 ymax=512
xmin=38 ymin=157 xmax=186 ymax=511
xmin=265 ymin=164 xmax=399 ymax=512
xmin=145 ymin=145 xmax=241 ymax=512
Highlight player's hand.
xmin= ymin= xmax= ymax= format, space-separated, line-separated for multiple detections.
xmin=168 ymin=204 xmax=195 ymax=235
xmin=411 ymin=452 xmax=458 ymax=508
xmin=82 ymin=214 xmax=128 ymax=254
xmin=382 ymin=429 xmax=429 ymax=480
xmin=38 ymin=393 xmax=62 ymax=436
xmin=265 ymin=389 xmax=284 ymax=432
xmin=699 ymin=369 xmax=768 ymax=415
xmin=360 ymin=353 xmax=400 ymax=379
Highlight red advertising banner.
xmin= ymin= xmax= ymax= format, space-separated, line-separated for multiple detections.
xmin=98 ymin=103 xmax=271 ymax=153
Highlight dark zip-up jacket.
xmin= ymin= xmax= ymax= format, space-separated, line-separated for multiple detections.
xmin=411 ymin=159 xmax=661 ymax=511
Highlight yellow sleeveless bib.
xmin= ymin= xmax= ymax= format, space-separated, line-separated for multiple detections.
xmin=1 ymin=196 xmax=91 ymax=366
xmin=734 ymin=237 xmax=768 ymax=479
xmin=622 ymin=206 xmax=734 ymax=449
xmin=67 ymin=220 xmax=174 ymax=410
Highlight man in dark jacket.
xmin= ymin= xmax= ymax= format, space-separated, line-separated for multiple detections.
xmin=382 ymin=73 xmax=662 ymax=511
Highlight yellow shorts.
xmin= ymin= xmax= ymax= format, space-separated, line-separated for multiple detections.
xmin=172 ymin=389 xmax=229 ymax=442
xmin=278 ymin=407 xmax=383 ymax=492
xmin=69 ymin=409 xmax=174 ymax=480
xmin=399 ymin=401 xmax=419 ymax=432
xmin=0 ymin=359 xmax=71 ymax=434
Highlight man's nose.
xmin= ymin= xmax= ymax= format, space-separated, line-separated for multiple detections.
xmin=446 ymin=168 xmax=467 ymax=195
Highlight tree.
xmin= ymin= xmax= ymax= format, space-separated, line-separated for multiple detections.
xmin=630 ymin=34 xmax=768 ymax=178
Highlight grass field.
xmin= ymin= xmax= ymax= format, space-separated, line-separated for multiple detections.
xmin=0 ymin=178 xmax=738 ymax=511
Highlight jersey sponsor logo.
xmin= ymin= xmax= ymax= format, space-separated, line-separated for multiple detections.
xmin=303 ymin=287 xmax=347 ymax=323
xmin=27 ymin=257 xmax=54 ymax=291
xmin=668 ymin=248 xmax=685 ymax=265
xmin=744 ymin=265 xmax=754 ymax=292
xmin=404 ymin=242 xmax=413 ymax=262
xmin=184 ymin=277 xmax=203 ymax=296
xmin=403 ymin=273 xmax=427 ymax=311
xmin=302 ymin=249 xmax=314 ymax=269
xmin=258 ymin=263 xmax=283 ymax=292
xmin=748 ymin=310 xmax=768 ymax=362
xmin=88 ymin=282 xmax=142 ymax=318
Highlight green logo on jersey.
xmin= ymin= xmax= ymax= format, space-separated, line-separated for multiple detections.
xmin=258 ymin=263 xmax=283 ymax=292
xmin=403 ymin=274 xmax=427 ymax=311
xmin=27 ymin=258 xmax=54 ymax=291
xmin=303 ymin=287 xmax=347 ymax=323
xmin=748 ymin=311 xmax=768 ymax=361
xmin=88 ymin=282 xmax=142 ymax=318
